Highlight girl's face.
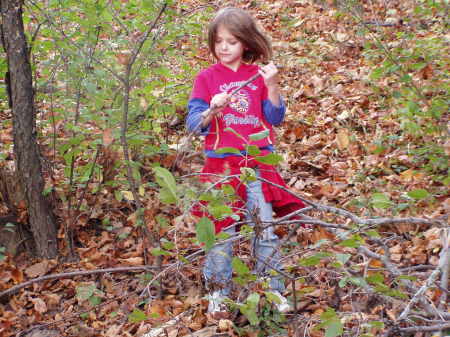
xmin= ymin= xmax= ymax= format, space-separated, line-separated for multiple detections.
xmin=214 ymin=25 xmax=245 ymax=71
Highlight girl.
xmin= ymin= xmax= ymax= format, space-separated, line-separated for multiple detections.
xmin=186 ymin=7 xmax=305 ymax=314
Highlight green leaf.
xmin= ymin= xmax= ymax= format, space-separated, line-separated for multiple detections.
xmin=369 ymin=321 xmax=385 ymax=329
xmin=196 ymin=217 xmax=215 ymax=251
xmin=208 ymin=203 xmax=233 ymax=219
xmin=199 ymin=193 xmax=214 ymax=202
xmin=158 ymin=189 xmax=177 ymax=204
xmin=151 ymin=248 xmax=171 ymax=256
xmin=299 ymin=252 xmax=331 ymax=267
xmin=348 ymin=277 xmax=367 ymax=287
xmin=370 ymin=193 xmax=392 ymax=209
xmin=407 ymin=189 xmax=430 ymax=200
xmin=245 ymin=145 xmax=261 ymax=156
xmin=89 ymin=295 xmax=102 ymax=306
xmin=320 ymin=307 xmax=338 ymax=321
xmin=339 ymin=239 xmax=361 ymax=248
xmin=339 ymin=234 xmax=364 ymax=248
xmin=325 ymin=320 xmax=344 ymax=337
xmin=240 ymin=167 xmax=257 ymax=182
xmin=254 ymin=153 xmax=283 ymax=165
xmin=239 ymin=292 xmax=260 ymax=326
xmin=232 ymin=257 xmax=250 ymax=276
xmin=246 ymin=292 xmax=260 ymax=307
xmin=366 ymin=230 xmax=381 ymax=238
xmin=395 ymin=275 xmax=418 ymax=281
xmin=216 ymin=231 xmax=231 ymax=241
xmin=153 ymin=166 xmax=178 ymax=204
xmin=265 ymin=291 xmax=282 ymax=304
xmin=299 ymin=255 xmax=322 ymax=267
xmin=319 ymin=308 xmax=343 ymax=337
xmin=400 ymin=74 xmax=412 ymax=83
xmin=240 ymin=305 xmax=259 ymax=326
xmin=215 ymin=147 xmax=242 ymax=155
xmin=335 ymin=253 xmax=351 ymax=265
xmin=156 ymin=215 xmax=170 ymax=228
xmin=221 ymin=184 xmax=235 ymax=196
xmin=161 ymin=240 xmax=175 ymax=250
xmin=370 ymin=67 xmax=385 ymax=80
xmin=249 ymin=129 xmax=270 ymax=141
xmin=338 ymin=277 xmax=348 ymax=288
xmin=367 ymin=272 xmax=384 ymax=285
xmin=76 ymin=284 xmax=96 ymax=301
xmin=128 ymin=308 xmax=148 ymax=323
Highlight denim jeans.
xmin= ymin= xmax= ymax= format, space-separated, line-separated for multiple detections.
xmin=203 ymin=172 xmax=284 ymax=296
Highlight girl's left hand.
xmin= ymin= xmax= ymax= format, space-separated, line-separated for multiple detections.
xmin=258 ymin=62 xmax=279 ymax=88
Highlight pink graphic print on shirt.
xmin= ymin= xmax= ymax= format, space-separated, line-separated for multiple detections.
xmin=229 ymin=89 xmax=249 ymax=114
xmin=219 ymin=80 xmax=258 ymax=116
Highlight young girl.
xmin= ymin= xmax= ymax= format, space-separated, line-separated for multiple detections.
xmin=186 ymin=7 xmax=305 ymax=314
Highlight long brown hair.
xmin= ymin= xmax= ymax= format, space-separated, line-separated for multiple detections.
xmin=208 ymin=7 xmax=272 ymax=64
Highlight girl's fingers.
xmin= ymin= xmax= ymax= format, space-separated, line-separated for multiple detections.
xmin=211 ymin=93 xmax=230 ymax=108
xmin=259 ymin=63 xmax=278 ymax=78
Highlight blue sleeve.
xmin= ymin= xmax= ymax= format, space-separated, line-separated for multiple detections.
xmin=262 ymin=97 xmax=286 ymax=126
xmin=186 ymin=98 xmax=211 ymax=135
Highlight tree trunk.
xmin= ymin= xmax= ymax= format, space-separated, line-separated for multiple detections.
xmin=0 ymin=0 xmax=58 ymax=258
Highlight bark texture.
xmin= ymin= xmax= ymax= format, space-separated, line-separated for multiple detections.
xmin=1 ymin=0 xmax=58 ymax=258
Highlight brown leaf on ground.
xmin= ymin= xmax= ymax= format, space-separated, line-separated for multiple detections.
xmin=30 ymin=297 xmax=47 ymax=314
xmin=25 ymin=260 xmax=50 ymax=278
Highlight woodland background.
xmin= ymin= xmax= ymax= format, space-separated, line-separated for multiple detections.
xmin=0 ymin=0 xmax=449 ymax=336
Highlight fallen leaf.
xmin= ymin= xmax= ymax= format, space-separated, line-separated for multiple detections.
xmin=336 ymin=129 xmax=350 ymax=150
xmin=25 ymin=260 xmax=49 ymax=278
xmin=11 ymin=268 xmax=23 ymax=284
xmin=119 ymin=257 xmax=144 ymax=266
xmin=31 ymin=297 xmax=47 ymax=314
xmin=218 ymin=319 xmax=233 ymax=332
xmin=44 ymin=293 xmax=61 ymax=309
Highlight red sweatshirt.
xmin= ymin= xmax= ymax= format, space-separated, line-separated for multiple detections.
xmin=190 ymin=63 xmax=277 ymax=151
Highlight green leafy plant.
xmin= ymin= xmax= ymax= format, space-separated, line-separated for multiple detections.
xmin=128 ymin=308 xmax=148 ymax=323
xmin=316 ymin=307 xmax=344 ymax=337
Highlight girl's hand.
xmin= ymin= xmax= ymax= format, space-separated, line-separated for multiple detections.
xmin=258 ymin=62 xmax=279 ymax=88
xmin=210 ymin=92 xmax=230 ymax=110
xmin=200 ymin=92 xmax=229 ymax=127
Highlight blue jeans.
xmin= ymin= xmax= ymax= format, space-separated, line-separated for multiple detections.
xmin=203 ymin=174 xmax=284 ymax=295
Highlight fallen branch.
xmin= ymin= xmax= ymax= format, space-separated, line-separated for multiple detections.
xmin=0 ymin=265 xmax=159 ymax=299
xmin=258 ymin=176 xmax=446 ymax=228
xmin=399 ymin=322 xmax=450 ymax=332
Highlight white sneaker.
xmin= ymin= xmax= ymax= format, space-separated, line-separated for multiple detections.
xmin=269 ymin=290 xmax=291 ymax=313
xmin=207 ymin=291 xmax=226 ymax=313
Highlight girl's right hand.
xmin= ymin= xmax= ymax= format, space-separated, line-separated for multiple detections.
xmin=201 ymin=92 xmax=230 ymax=127
xmin=210 ymin=92 xmax=230 ymax=114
